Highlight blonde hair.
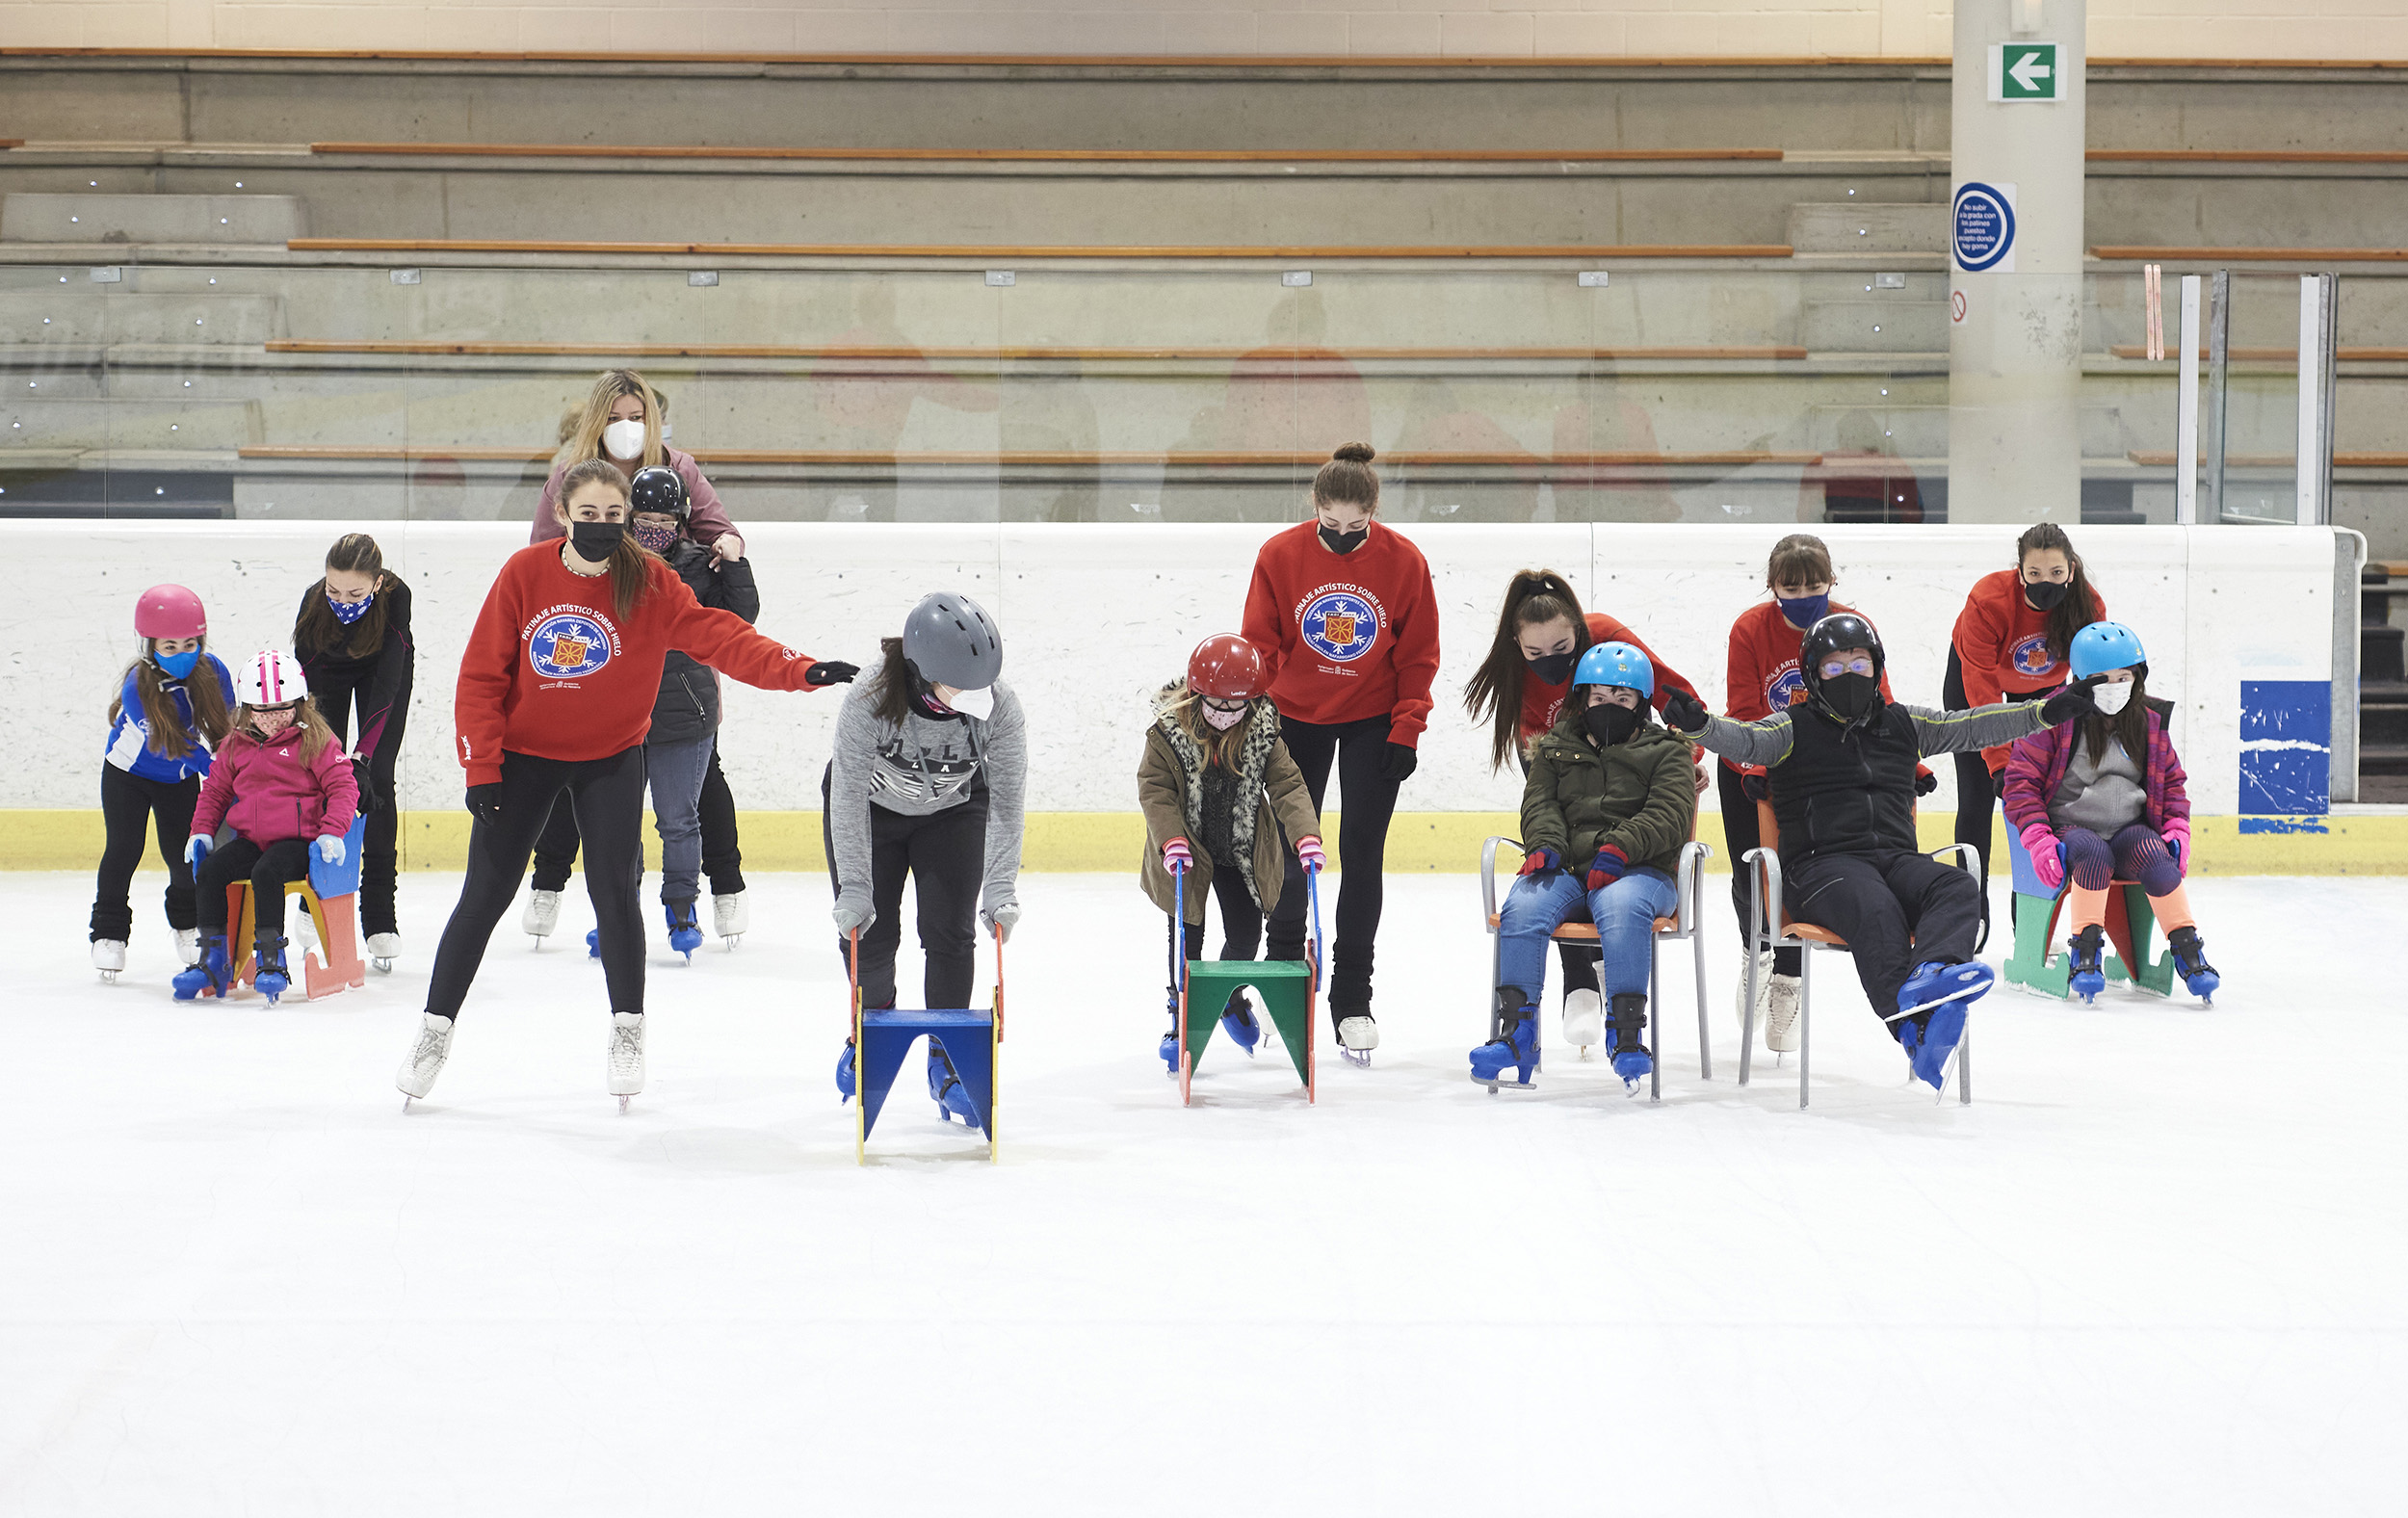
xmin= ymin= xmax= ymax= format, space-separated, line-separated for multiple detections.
xmin=1165 ymin=683 xmax=1251 ymax=772
xmin=561 ymin=369 xmax=666 ymax=474
xmin=237 ymin=694 xmax=338 ymax=765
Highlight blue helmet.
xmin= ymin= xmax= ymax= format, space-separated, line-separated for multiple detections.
xmin=2070 ymin=620 xmax=2146 ymax=681
xmin=1574 ymin=641 xmax=1655 ymax=699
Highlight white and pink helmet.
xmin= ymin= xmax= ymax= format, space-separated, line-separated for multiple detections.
xmin=133 ymin=584 xmax=207 ymax=641
xmin=233 ymin=649 xmax=309 ymax=708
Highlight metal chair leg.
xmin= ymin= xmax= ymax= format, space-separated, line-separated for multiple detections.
xmin=1798 ymin=949 xmax=1812 ymax=1111
xmin=1959 ymin=1023 xmax=1974 ymax=1106
xmin=1648 ymin=936 xmax=1662 ymax=1104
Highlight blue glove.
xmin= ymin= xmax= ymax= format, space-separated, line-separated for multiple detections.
xmin=184 ymin=833 xmax=210 ymax=869
xmin=315 ymin=833 xmax=346 ymax=865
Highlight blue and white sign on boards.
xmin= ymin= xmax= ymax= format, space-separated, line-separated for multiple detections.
xmin=1950 ymin=180 xmax=2017 ymax=275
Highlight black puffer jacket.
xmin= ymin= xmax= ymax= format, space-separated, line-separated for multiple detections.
xmin=648 ymin=540 xmax=760 ymax=746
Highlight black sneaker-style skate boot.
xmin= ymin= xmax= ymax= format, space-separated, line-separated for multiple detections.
xmin=252 ymin=932 xmax=292 ymax=1005
xmin=1469 ymin=985 xmax=1539 ymax=1090
xmin=2165 ymin=927 xmax=2219 ymax=1003
xmin=1607 ymin=991 xmax=1653 ymax=1090
xmin=2066 ymin=924 xmax=2107 ymax=1004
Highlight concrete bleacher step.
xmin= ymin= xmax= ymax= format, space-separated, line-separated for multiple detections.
xmin=1801 ymin=299 xmax=1948 ymax=353
xmin=0 ymin=194 xmax=307 ymax=245
xmin=1787 ymin=202 xmax=1946 ymax=256
xmin=0 ymin=292 xmax=287 ymax=346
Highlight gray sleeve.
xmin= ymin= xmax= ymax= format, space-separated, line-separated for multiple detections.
xmin=1690 ymin=711 xmax=1796 ymax=769
xmin=980 ymin=682 xmax=1028 ymax=911
xmin=828 ymin=686 xmax=880 ymax=909
xmin=1901 ymin=700 xmax=2049 ymax=756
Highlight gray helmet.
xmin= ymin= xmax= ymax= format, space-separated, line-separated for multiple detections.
xmin=902 ymin=591 xmax=1003 ymax=690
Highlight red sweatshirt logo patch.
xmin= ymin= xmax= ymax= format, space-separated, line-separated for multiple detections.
xmin=2009 ymin=633 xmax=2057 ymax=680
xmin=526 ymin=609 xmax=619 ymax=680
xmin=1297 ymin=587 xmax=1384 ymax=664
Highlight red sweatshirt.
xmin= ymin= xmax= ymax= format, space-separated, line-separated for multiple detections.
xmin=1951 ymin=568 xmax=2107 ymax=770
xmin=1516 ymin=612 xmax=1700 ymax=745
xmin=1723 ymin=598 xmax=1928 ymax=788
xmin=455 ymin=543 xmax=825 ymax=787
xmin=1241 ymin=520 xmax=1441 ymax=746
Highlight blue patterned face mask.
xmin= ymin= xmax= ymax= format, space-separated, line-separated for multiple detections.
xmin=328 ymin=591 xmax=375 ymax=626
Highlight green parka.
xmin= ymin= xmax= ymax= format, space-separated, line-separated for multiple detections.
xmin=1519 ymin=706 xmax=1697 ymax=875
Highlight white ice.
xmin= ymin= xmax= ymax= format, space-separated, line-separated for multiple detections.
xmin=4 ymin=869 xmax=2402 ymax=1516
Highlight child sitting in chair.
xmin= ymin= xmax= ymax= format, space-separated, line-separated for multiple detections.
xmin=1662 ymin=614 xmax=2101 ymax=1090
xmin=1139 ymin=635 xmax=1324 ymax=1073
xmin=175 ymin=651 xmax=358 ymax=1005
xmin=2001 ymin=621 xmax=2217 ymax=1002
xmin=1477 ymin=642 xmax=1697 ymax=1092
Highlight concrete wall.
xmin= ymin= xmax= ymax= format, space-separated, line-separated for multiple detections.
xmin=0 ymin=5 xmax=2399 ymax=62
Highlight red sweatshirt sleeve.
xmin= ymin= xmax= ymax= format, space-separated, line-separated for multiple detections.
xmin=1724 ymin=609 xmax=1770 ymax=777
xmin=652 ymin=568 xmax=825 ymax=693
xmin=454 ymin=563 xmax=526 ymax=787
xmin=1590 ymin=613 xmax=1698 ymax=717
xmin=1385 ymin=555 xmax=1441 ymax=747
xmin=1950 ymin=576 xmax=2014 ymax=711
xmin=1241 ymin=550 xmax=1293 ymax=692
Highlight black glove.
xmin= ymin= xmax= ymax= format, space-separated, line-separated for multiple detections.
xmin=465 ymin=783 xmax=504 ymax=828
xmin=1915 ymin=769 xmax=1940 ymax=797
xmin=353 ymin=755 xmax=381 ymax=815
xmin=1661 ymin=690 xmax=1709 ymax=735
xmin=1380 ymin=742 xmax=1419 ymax=783
xmin=2040 ymin=675 xmax=2107 ymax=725
xmin=1741 ymin=772 xmax=1769 ymax=804
xmin=805 ymin=661 xmax=860 ymax=687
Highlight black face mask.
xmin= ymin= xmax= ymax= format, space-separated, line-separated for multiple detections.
xmin=1318 ymin=524 xmax=1368 ymax=555
xmin=1528 ymin=650 xmax=1578 ymax=686
xmin=1819 ymin=671 xmax=1880 ymax=722
xmin=2023 ymin=579 xmax=2070 ymax=611
xmin=569 ymin=519 xmax=625 ymax=558
xmin=1583 ymin=702 xmax=1642 ymax=747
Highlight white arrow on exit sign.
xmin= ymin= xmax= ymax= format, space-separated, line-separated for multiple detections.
xmin=1987 ymin=41 xmax=2062 ymax=102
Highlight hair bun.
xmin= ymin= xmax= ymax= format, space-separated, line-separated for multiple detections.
xmin=1332 ymin=442 xmax=1375 ymax=464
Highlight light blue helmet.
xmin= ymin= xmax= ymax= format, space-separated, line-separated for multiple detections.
xmin=1573 ymin=641 xmax=1655 ymax=699
xmin=2070 ymin=620 xmax=2146 ymax=681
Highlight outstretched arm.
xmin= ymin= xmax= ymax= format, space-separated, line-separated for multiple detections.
xmin=1901 ymin=700 xmax=2051 ymax=756
xmin=1683 ymin=710 xmax=1797 ymax=771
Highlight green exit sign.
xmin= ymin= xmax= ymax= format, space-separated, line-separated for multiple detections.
xmin=1988 ymin=41 xmax=2060 ymax=102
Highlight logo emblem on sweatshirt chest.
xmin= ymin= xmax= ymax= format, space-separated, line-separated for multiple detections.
xmin=1768 ymin=665 xmax=1808 ymax=710
xmin=531 ymin=613 xmax=614 ymax=679
xmin=1300 ymin=590 xmax=1380 ymax=663
xmin=2009 ymin=633 xmax=2056 ymax=680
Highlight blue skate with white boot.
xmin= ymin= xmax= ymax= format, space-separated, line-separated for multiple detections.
xmin=1605 ymin=992 xmax=1654 ymax=1091
xmin=1470 ymin=986 xmax=1540 ymax=1090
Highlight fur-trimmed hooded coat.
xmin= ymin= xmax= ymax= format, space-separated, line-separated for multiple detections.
xmin=1137 ymin=682 xmax=1322 ymax=926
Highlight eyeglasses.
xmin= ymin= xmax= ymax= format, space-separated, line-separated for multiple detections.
xmin=1818 ymin=656 xmax=1875 ymax=679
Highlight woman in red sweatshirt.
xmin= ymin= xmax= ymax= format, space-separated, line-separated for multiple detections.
xmin=1947 ymin=522 xmax=2107 ymax=930
xmin=1461 ymin=567 xmax=1701 ymax=1037
xmin=1240 ymin=442 xmax=1440 ymax=1060
xmin=397 ymin=458 xmax=857 ymax=1110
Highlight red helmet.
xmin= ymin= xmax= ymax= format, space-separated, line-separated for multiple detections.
xmin=1187 ymin=634 xmax=1266 ymax=700
xmin=134 ymin=584 xmax=206 ymax=641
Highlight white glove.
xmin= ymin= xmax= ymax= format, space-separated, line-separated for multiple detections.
xmin=981 ymin=899 xmax=1021 ymax=944
xmin=315 ymin=833 xmax=346 ymax=865
xmin=184 ymin=833 xmax=210 ymax=869
xmin=831 ymin=895 xmax=875 ymax=935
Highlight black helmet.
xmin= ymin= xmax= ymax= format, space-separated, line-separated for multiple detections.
xmin=903 ymin=591 xmax=1003 ymax=690
xmin=628 ymin=464 xmax=689 ymax=519
xmin=1800 ymin=612 xmax=1885 ymax=720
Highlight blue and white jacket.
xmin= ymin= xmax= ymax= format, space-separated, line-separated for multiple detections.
xmin=103 ymin=655 xmax=234 ymax=783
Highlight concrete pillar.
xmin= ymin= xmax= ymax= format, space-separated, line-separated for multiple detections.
xmin=1947 ymin=0 xmax=2086 ymax=524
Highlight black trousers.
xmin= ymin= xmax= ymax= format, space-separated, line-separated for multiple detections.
xmin=194 ymin=837 xmax=313 ymax=936
xmin=1716 ymin=761 xmax=1801 ymax=977
xmin=1165 ymin=867 xmax=1266 ymax=1021
xmin=823 ymin=764 xmax=988 ymax=1011
xmin=91 ymin=765 xmax=200 ymax=941
xmin=1943 ymin=646 xmax=2052 ymax=885
xmin=424 ymin=746 xmax=650 ymax=1024
xmin=1265 ymin=713 xmax=1400 ymax=1012
xmin=529 ymin=739 xmax=748 ymax=899
xmin=311 ymin=671 xmax=406 ymax=936
xmin=1785 ymin=848 xmax=1981 ymax=1030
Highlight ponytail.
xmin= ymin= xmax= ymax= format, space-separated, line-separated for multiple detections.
xmin=1462 ymin=568 xmax=1589 ymax=772
xmin=2015 ymin=522 xmax=2097 ymax=666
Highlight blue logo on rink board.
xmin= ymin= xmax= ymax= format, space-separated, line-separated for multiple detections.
xmin=1299 ymin=590 xmax=1381 ymax=663
xmin=530 ymin=613 xmax=613 ymax=678
xmin=2009 ymin=633 xmax=2056 ymax=680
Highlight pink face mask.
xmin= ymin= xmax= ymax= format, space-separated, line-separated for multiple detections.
xmin=251 ymin=715 xmax=296 ymax=743
xmin=1202 ymin=700 xmax=1247 ymax=731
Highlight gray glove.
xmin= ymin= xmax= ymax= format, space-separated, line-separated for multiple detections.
xmin=831 ymin=895 xmax=875 ymax=935
xmin=980 ymin=899 xmax=1021 ymax=944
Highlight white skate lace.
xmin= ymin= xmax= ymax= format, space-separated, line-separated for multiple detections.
xmin=611 ymin=1023 xmax=642 ymax=1071
xmin=409 ymin=1024 xmax=450 ymax=1068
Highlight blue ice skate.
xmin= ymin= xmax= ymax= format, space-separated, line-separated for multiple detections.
xmin=836 ymin=1040 xmax=856 ymax=1103
xmin=1899 ymin=1001 xmax=1970 ymax=1093
xmin=1896 ymin=958 xmax=1994 ymax=1019
xmin=2167 ymin=927 xmax=2220 ymax=1004
xmin=251 ymin=934 xmax=291 ymax=1006
xmin=1218 ymin=991 xmax=1263 ymax=1058
xmin=1470 ymin=987 xmax=1539 ymax=1089
xmin=1606 ymin=992 xmax=1653 ymax=1090
xmin=929 ymin=1040 xmax=982 ymax=1126
xmin=664 ymin=902 xmax=704 ymax=962
xmin=2066 ymin=926 xmax=2107 ymax=1004
xmin=585 ymin=929 xmax=600 ymax=960
xmin=1159 ymin=1030 xmax=1179 ymax=1075
xmin=171 ymin=932 xmax=228 ymax=1001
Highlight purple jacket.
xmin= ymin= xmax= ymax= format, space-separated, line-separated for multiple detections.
xmin=530 ymin=447 xmax=736 ymax=547
xmin=2001 ymin=707 xmax=2190 ymax=837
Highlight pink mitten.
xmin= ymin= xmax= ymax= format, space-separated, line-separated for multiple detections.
xmin=2020 ymin=823 xmax=2063 ymax=890
xmin=1163 ymin=837 xmax=1193 ymax=875
xmin=2161 ymin=818 xmax=2190 ymax=877
xmin=1296 ymin=835 xmax=1326 ymax=873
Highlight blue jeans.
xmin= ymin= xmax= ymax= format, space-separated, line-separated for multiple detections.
xmin=1497 ymin=866 xmax=1678 ymax=1005
xmin=645 ymin=733 xmax=716 ymax=903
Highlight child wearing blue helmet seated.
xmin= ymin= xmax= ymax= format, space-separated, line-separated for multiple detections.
xmin=1476 ymin=641 xmax=1698 ymax=1092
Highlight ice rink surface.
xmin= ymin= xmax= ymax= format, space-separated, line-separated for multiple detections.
xmin=4 ymin=868 xmax=2402 ymax=1516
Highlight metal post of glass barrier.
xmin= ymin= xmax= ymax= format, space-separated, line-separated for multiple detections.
xmin=2176 ymin=275 xmax=2202 ymax=525
xmin=2204 ymin=270 xmax=2231 ymax=523
xmin=2295 ymin=272 xmax=2339 ymax=527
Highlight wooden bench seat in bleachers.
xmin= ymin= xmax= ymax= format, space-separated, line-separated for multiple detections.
xmin=236 ymin=445 xmax=1825 ymax=468
xmin=286 ymin=238 xmax=1795 ymax=259
xmin=262 ymin=340 xmax=1810 ymax=362
xmin=2091 ymin=246 xmax=2408 ymax=262
xmin=309 ymin=142 xmax=1787 ymax=164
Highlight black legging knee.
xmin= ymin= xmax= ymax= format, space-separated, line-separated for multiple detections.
xmin=1263 ymin=713 xmax=1400 ymax=1008
xmin=91 ymin=765 xmax=200 ymax=941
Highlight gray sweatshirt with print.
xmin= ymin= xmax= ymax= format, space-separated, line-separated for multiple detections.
xmin=827 ymin=672 xmax=1027 ymax=921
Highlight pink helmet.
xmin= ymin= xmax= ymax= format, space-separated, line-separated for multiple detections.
xmin=134 ymin=584 xmax=207 ymax=641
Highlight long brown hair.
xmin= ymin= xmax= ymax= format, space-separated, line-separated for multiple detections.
xmin=1463 ymin=568 xmax=1588 ymax=772
xmin=1163 ymin=681 xmax=1252 ymax=772
xmin=110 ymin=641 xmax=233 ymax=761
xmin=870 ymin=638 xmax=921 ymax=727
xmin=560 ymin=368 xmax=667 ymax=473
xmin=2015 ymin=522 xmax=2100 ymax=666
xmin=231 ymin=694 xmax=338 ymax=765
xmin=294 ymin=533 xmax=399 ymax=660
xmin=557 ymin=458 xmax=652 ymax=619
xmin=2081 ymin=666 xmax=2154 ymax=770
xmin=1313 ymin=441 xmax=1379 ymax=511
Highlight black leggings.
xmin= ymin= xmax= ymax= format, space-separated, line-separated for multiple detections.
xmin=195 ymin=837 xmax=314 ymax=936
xmin=1165 ymin=867 xmax=1266 ymax=1021
xmin=1943 ymin=646 xmax=2053 ymax=884
xmin=424 ymin=746 xmax=650 ymax=1024
xmin=528 ymin=740 xmax=747 ymax=898
xmin=1786 ymin=848 xmax=1982 ymax=1031
xmin=1264 ymin=713 xmax=1400 ymax=1011
xmin=1715 ymin=761 xmax=1801 ymax=976
xmin=91 ymin=765 xmax=200 ymax=941
xmin=312 ymin=670 xmax=406 ymax=936
xmin=823 ymin=764 xmax=989 ymax=1011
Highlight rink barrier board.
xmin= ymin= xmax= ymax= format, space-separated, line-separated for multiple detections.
xmin=7 ymin=808 xmax=2403 ymax=876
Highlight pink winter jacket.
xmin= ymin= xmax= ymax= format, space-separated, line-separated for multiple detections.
xmin=529 ymin=447 xmax=735 ymax=546
xmin=192 ymin=730 xmax=360 ymax=846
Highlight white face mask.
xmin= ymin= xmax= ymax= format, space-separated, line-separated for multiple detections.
xmin=601 ymin=418 xmax=646 ymax=460
xmin=2092 ymin=680 xmax=2134 ymax=716
xmin=945 ymin=686 xmax=995 ymax=721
